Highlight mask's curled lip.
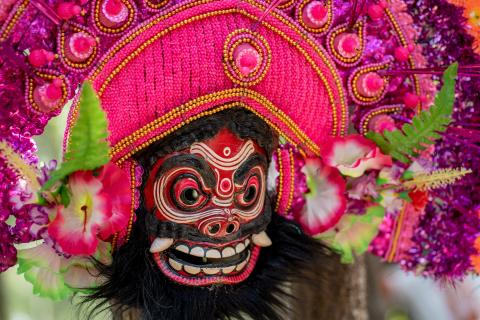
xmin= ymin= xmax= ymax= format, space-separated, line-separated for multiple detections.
xmin=152 ymin=236 xmax=261 ymax=286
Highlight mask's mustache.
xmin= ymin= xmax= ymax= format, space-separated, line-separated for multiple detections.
xmin=145 ymin=202 xmax=272 ymax=244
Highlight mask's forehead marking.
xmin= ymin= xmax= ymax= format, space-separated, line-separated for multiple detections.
xmin=190 ymin=140 xmax=255 ymax=171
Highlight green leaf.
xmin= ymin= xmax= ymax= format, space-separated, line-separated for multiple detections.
xmin=318 ymin=206 xmax=386 ymax=264
xmin=57 ymin=184 xmax=71 ymax=207
xmin=398 ymin=191 xmax=411 ymax=202
xmin=366 ymin=63 xmax=458 ymax=164
xmin=376 ymin=177 xmax=389 ymax=186
xmin=401 ymin=170 xmax=414 ymax=180
xmin=42 ymin=82 xmax=110 ymax=190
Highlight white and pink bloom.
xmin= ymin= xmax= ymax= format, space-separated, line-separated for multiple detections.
xmin=322 ymin=135 xmax=392 ymax=178
xmin=297 ymin=158 xmax=347 ymax=236
xmin=48 ymin=163 xmax=130 ymax=256
xmin=17 ymin=241 xmax=112 ymax=299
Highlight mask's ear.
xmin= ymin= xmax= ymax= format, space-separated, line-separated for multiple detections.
xmin=268 ymin=144 xmax=307 ymax=220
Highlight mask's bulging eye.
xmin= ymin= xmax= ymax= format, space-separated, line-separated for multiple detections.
xmin=243 ymin=185 xmax=257 ymax=202
xmin=236 ymin=174 xmax=260 ymax=208
xmin=181 ymin=188 xmax=199 ymax=205
xmin=172 ymin=174 xmax=208 ymax=211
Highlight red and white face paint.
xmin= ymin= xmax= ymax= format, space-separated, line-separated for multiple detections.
xmin=144 ymin=128 xmax=272 ymax=286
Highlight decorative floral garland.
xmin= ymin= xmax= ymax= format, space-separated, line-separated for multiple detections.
xmin=274 ymin=63 xmax=472 ymax=265
xmin=0 ymin=83 xmax=130 ymax=299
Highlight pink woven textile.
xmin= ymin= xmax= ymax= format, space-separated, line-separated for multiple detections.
xmin=90 ymin=0 xmax=347 ymax=162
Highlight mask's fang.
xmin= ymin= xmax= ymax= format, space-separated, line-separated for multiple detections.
xmin=150 ymin=237 xmax=174 ymax=253
xmin=252 ymin=231 xmax=272 ymax=247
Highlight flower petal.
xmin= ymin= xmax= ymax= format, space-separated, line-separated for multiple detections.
xmin=17 ymin=244 xmax=72 ymax=300
xmin=298 ymin=159 xmax=347 ymax=235
xmin=97 ymin=163 xmax=131 ymax=240
xmin=23 ymin=266 xmax=72 ymax=300
xmin=322 ymin=135 xmax=392 ymax=177
xmin=64 ymin=265 xmax=100 ymax=290
xmin=17 ymin=243 xmax=63 ymax=272
xmin=48 ymin=171 xmax=111 ymax=256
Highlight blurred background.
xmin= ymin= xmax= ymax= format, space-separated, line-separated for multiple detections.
xmin=2 ymin=255 xmax=480 ymax=319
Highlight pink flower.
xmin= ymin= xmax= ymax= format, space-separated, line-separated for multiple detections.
xmin=322 ymin=135 xmax=392 ymax=178
xmin=298 ymin=158 xmax=347 ymax=235
xmin=48 ymin=163 xmax=130 ymax=256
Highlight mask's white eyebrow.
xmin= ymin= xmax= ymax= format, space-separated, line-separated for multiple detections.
xmin=234 ymin=154 xmax=267 ymax=184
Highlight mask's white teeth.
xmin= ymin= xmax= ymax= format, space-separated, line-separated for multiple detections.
xmin=235 ymin=242 xmax=245 ymax=254
xmin=222 ymin=246 xmax=236 ymax=258
xmin=169 ymin=258 xmax=183 ymax=271
xmin=206 ymin=249 xmax=221 ymax=258
xmin=222 ymin=265 xmax=236 ymax=274
xmin=150 ymin=238 xmax=174 ymax=253
xmin=236 ymin=259 xmax=247 ymax=271
xmin=190 ymin=246 xmax=205 ymax=258
xmin=202 ymin=267 xmax=221 ymax=275
xmin=252 ymin=231 xmax=272 ymax=247
xmin=175 ymin=244 xmax=189 ymax=254
xmin=184 ymin=265 xmax=201 ymax=275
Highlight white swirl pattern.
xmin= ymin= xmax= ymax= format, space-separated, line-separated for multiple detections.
xmin=153 ymin=140 xmax=266 ymax=224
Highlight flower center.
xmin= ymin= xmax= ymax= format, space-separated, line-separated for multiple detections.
xmin=77 ymin=194 xmax=93 ymax=232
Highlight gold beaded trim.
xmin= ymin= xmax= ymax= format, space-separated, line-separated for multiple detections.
xmin=328 ymin=22 xmax=365 ymax=64
xmin=384 ymin=8 xmax=421 ymax=112
xmin=351 ymin=63 xmax=390 ymax=103
xmin=93 ymin=0 xmax=136 ymax=34
xmin=285 ymin=148 xmax=295 ymax=213
xmin=126 ymin=160 xmax=137 ymax=241
xmin=62 ymin=94 xmax=84 ymax=157
xmin=361 ymin=106 xmax=401 ymax=134
xmin=268 ymin=0 xmax=295 ymax=10
xmin=90 ymin=0 xmax=217 ymax=80
xmin=59 ymin=23 xmax=98 ymax=70
xmin=222 ymin=29 xmax=272 ymax=86
xmin=88 ymin=0 xmax=347 ymax=136
xmin=145 ymin=0 xmax=169 ymax=10
xmin=27 ymin=72 xmax=68 ymax=113
xmin=111 ymin=232 xmax=119 ymax=251
xmin=274 ymin=148 xmax=283 ymax=212
xmin=0 ymin=0 xmax=29 ymax=41
xmin=109 ymin=89 xmax=320 ymax=162
xmin=110 ymin=159 xmax=136 ymax=250
xmin=296 ymin=0 xmax=333 ymax=34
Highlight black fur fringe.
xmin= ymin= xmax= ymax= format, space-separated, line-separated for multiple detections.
xmin=82 ymin=109 xmax=336 ymax=319
xmin=84 ymin=207 xmax=335 ymax=320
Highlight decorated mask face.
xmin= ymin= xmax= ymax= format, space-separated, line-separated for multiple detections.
xmin=144 ymin=128 xmax=271 ymax=286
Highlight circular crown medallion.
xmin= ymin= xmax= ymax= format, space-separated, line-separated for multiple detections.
xmin=223 ymin=29 xmax=271 ymax=86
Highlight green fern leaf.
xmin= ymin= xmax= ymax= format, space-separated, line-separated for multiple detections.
xmin=42 ymin=82 xmax=110 ymax=190
xmin=366 ymin=63 xmax=458 ymax=163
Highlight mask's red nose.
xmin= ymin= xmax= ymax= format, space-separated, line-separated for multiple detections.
xmin=198 ymin=217 xmax=240 ymax=238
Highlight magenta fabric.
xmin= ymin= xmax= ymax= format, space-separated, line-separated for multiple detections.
xmin=91 ymin=0 xmax=347 ymax=162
